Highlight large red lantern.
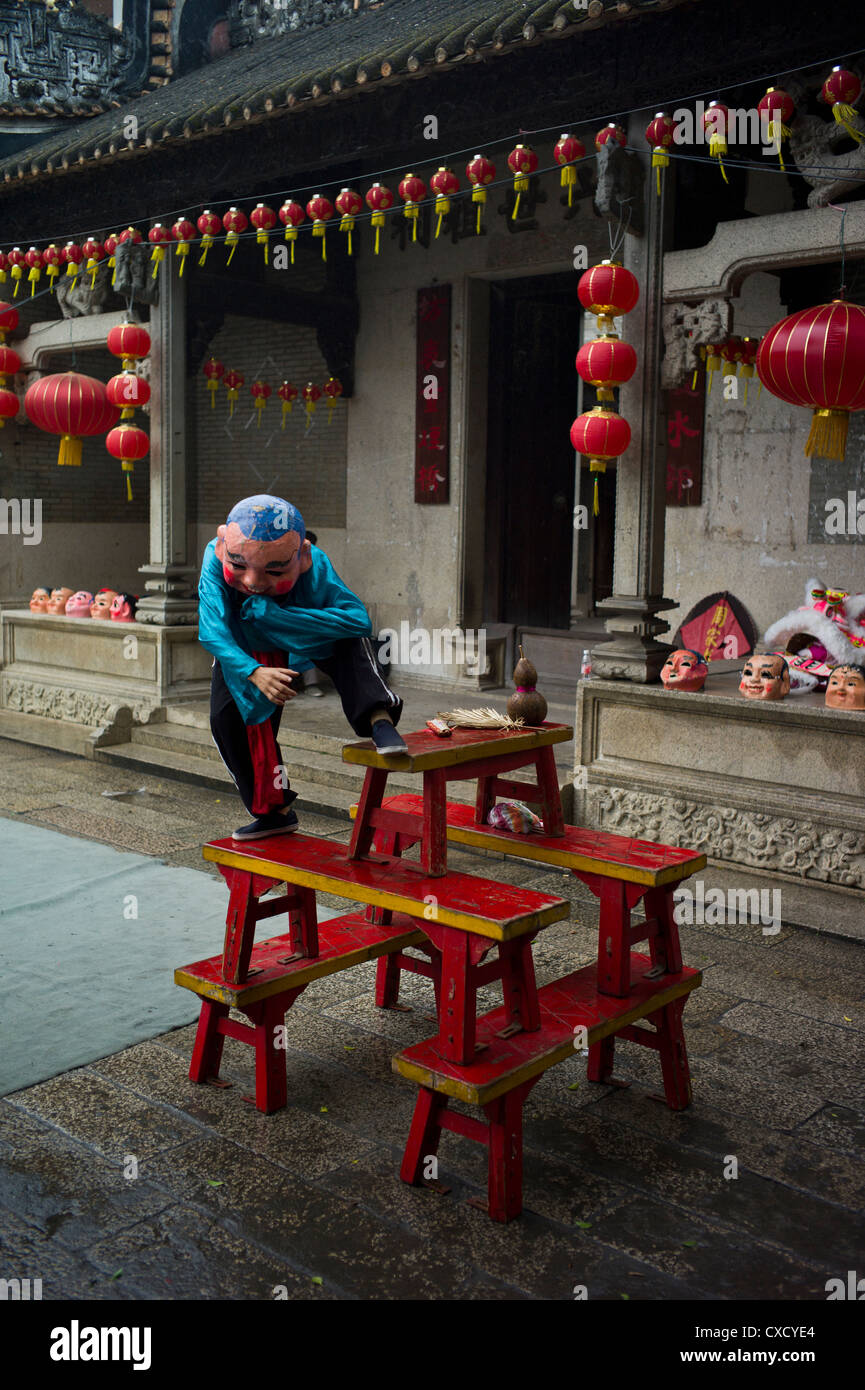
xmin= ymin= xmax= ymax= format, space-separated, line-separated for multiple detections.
xmin=0 ymin=344 xmax=22 ymax=378
xmin=821 ymin=67 xmax=863 ymax=144
xmin=575 ymin=337 xmax=637 ymax=401
xmin=106 ymin=423 xmax=149 ymax=501
xmin=0 ymin=388 xmax=19 ymax=428
xmin=645 ymin=112 xmax=675 ymax=195
xmin=250 ymin=203 xmax=277 ymax=265
xmin=279 ymin=201 xmax=305 ymax=264
xmin=222 ymin=208 xmax=248 ymax=267
xmin=398 ymin=173 xmax=426 ymax=242
xmin=306 ymin=194 xmax=334 ymax=261
xmin=197 ymin=210 xmax=222 ymax=267
xmin=554 ymin=133 xmax=586 ymax=206
xmin=570 ymin=407 xmax=631 ymax=516
xmin=756 ymin=299 xmax=865 ymax=460
xmin=335 ymin=188 xmax=363 ymax=256
xmin=0 ymin=301 xmax=18 ymax=428
xmin=703 ymin=101 xmax=729 ymax=182
xmin=757 ymin=88 xmax=794 ymax=169
xmin=578 ymin=261 xmax=639 ymax=331
xmin=278 ymin=380 xmax=298 ymax=428
xmin=172 ymin=218 xmax=196 ymax=275
xmin=0 ymin=302 xmax=19 ymax=337
xmin=24 ymin=371 xmax=120 ymax=467
xmin=506 ymin=145 xmax=537 ymax=219
xmin=429 ymin=167 xmax=459 ymax=238
xmin=364 ymin=183 xmax=393 ymax=254
xmin=465 ymin=154 xmax=495 ymax=234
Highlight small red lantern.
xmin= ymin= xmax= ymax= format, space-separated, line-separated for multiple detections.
xmin=645 ymin=112 xmax=675 ymax=195
xmin=554 ymin=133 xmax=586 ymax=207
xmin=703 ymin=101 xmax=729 ymax=182
xmin=107 ymin=321 xmax=151 ymax=367
xmin=250 ymin=379 xmax=272 ymax=427
xmin=757 ymin=299 xmax=865 ymax=460
xmin=60 ymin=243 xmax=83 ymax=289
xmin=575 ymin=337 xmax=637 ymax=401
xmin=398 ymin=173 xmax=426 ymax=241
xmin=41 ymin=243 xmax=63 ymax=292
xmin=302 ymin=381 xmax=321 ymax=423
xmin=250 ymin=203 xmax=277 ymax=265
xmin=0 ymin=335 xmax=21 ymax=428
xmin=578 ymin=261 xmax=639 ymax=331
xmin=364 ymin=183 xmax=393 ymax=254
xmin=197 ymin=210 xmax=222 ymax=267
xmin=278 ymin=381 xmax=297 ymax=428
xmin=0 ymin=302 xmax=20 ymax=337
xmin=306 ymin=194 xmax=334 ymax=261
xmin=323 ymin=376 xmax=343 ymax=422
xmin=223 ymin=368 xmax=244 ymax=418
xmin=0 ymin=344 xmax=22 ymax=378
xmin=570 ymin=406 xmax=631 ymax=515
xmin=721 ymin=337 xmax=743 ymax=380
xmin=203 ymin=357 xmax=224 ymax=409
xmin=0 ymin=387 xmax=19 ymax=428
xmin=148 ymin=223 xmax=171 ymax=279
xmin=506 ymin=145 xmax=537 ymax=219
xmin=757 ymin=88 xmax=794 ymax=170
xmin=24 ymin=247 xmax=42 ymax=297
xmin=465 ymin=154 xmax=496 ymax=234
xmin=595 ymin=123 xmax=627 ymax=150
xmin=279 ymin=201 xmax=306 ymax=264
xmin=429 ymin=167 xmax=459 ymax=238
xmin=821 ymin=66 xmax=863 ymax=143
xmin=104 ymin=233 xmax=119 ymax=285
xmin=0 ymin=252 xmax=7 ymax=286
xmin=7 ymin=248 xmax=25 ymax=298
xmin=118 ymin=226 xmax=142 ymax=246
xmin=81 ymin=237 xmax=103 ymax=290
xmin=705 ymin=341 xmax=724 ymax=392
xmin=24 ymin=371 xmax=120 ymax=467
xmin=106 ymin=422 xmax=149 ymax=501
xmin=738 ymin=337 xmax=759 ymax=403
xmin=222 ymin=208 xmax=248 ymax=267
xmin=106 ymin=370 xmax=150 ymax=417
xmin=172 ymin=218 xmax=196 ymax=275
xmin=335 ymin=188 xmax=364 ymax=256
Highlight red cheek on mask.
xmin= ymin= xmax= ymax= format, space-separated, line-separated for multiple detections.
xmin=270 ymin=576 xmax=296 ymax=595
xmin=223 ymin=563 xmax=244 ymax=587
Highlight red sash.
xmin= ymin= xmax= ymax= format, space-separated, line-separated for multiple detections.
xmin=247 ymin=651 xmax=288 ymax=816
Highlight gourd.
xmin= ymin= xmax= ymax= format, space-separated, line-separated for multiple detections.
xmin=506 ymin=646 xmax=548 ymax=725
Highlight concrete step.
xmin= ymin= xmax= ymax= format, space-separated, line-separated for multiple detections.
xmin=134 ymin=718 xmax=350 ymax=760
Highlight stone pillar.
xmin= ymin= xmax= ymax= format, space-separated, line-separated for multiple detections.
xmin=136 ymin=265 xmax=198 ymax=626
xmin=591 ymin=110 xmax=675 ymax=682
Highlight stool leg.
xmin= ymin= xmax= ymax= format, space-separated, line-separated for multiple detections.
xmin=222 ymin=871 xmax=257 ymax=985
xmin=535 ymin=745 xmax=564 ymax=837
xmin=587 ymin=1034 xmax=616 ymax=1085
xmin=288 ymin=886 xmax=319 ymax=958
xmin=421 ymin=768 xmax=448 ymax=876
xmin=644 ymin=885 xmax=684 ymax=976
xmin=349 ymin=767 xmax=389 ymax=860
xmin=475 ymin=774 xmax=496 ymax=827
xmin=437 ymin=928 xmax=475 ymax=1062
xmin=375 ymin=953 xmax=402 ymax=1008
xmin=400 ymin=1087 xmax=447 ymax=1185
xmin=498 ymin=935 xmax=541 ymax=1033
xmin=654 ymin=998 xmax=692 ymax=1110
xmin=485 ymin=1085 xmax=528 ymax=1222
xmin=188 ymin=999 xmax=229 ymax=1084
xmin=595 ymin=878 xmax=631 ymax=996
xmin=246 ymin=994 xmax=298 ymax=1115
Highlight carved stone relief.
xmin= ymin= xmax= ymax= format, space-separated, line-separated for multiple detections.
xmin=661 ymin=298 xmax=732 ymax=390
xmin=3 ymin=680 xmax=154 ymax=727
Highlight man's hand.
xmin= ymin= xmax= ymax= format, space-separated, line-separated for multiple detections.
xmin=248 ymin=665 xmax=299 ymax=704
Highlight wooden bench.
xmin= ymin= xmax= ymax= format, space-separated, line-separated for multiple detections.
xmin=202 ymin=832 xmax=571 ymax=1065
xmin=355 ymin=794 xmax=706 ymax=1002
xmin=176 ymin=911 xmax=426 ymax=1113
xmin=394 ymin=953 xmax=702 ymax=1221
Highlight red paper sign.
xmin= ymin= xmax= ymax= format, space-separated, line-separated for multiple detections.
xmin=665 ymin=366 xmax=705 ymax=506
xmin=415 ymin=285 xmax=450 ymax=504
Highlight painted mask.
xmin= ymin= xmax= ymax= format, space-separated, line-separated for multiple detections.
xmin=660 ymin=649 xmax=708 ymax=692
xmin=90 ymin=588 xmax=117 ymax=619
xmin=29 ymin=587 xmax=51 ymax=613
xmin=214 ymin=494 xmax=312 ymax=598
xmin=110 ymin=592 xmax=137 ymax=623
xmin=46 ymin=587 xmax=74 ymax=615
xmin=65 ymin=590 xmax=94 ymax=618
xmin=825 ymin=665 xmax=865 ymax=711
xmin=739 ymin=653 xmax=790 ymax=701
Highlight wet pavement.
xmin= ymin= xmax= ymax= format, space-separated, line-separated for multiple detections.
xmin=1 ymin=737 xmax=864 ymax=1301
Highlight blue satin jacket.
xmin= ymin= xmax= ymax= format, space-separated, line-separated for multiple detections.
xmin=197 ymin=538 xmax=372 ymax=725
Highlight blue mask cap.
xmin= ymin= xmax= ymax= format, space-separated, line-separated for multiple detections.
xmin=226 ymin=494 xmax=305 ymax=543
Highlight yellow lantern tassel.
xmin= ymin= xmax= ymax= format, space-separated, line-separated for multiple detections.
xmin=472 ymin=187 xmax=486 ymax=235
xmin=652 ymin=147 xmax=669 ymax=196
xmin=12 ymin=268 xmax=22 ymax=298
xmin=254 ymin=400 xmax=265 ymax=428
xmin=805 ymin=408 xmax=849 ymax=461
xmin=151 ymin=246 xmax=165 ymax=280
xmin=590 ymin=459 xmax=606 ymax=516
xmin=207 ymin=380 xmax=219 ymax=410
xmin=434 ymin=197 xmax=450 ymax=238
xmin=225 ymin=233 xmax=240 ymax=267
xmin=281 ymin=402 xmax=290 ymax=430
xmin=709 ymin=132 xmax=729 ymax=184
xmin=832 ymin=104 xmax=864 ymax=144
xmin=327 ymin=400 xmax=335 ymax=424
xmin=339 ymin=215 xmax=355 ymax=256
xmin=691 ymin=346 xmax=706 ymax=391
xmin=312 ymin=224 xmax=327 ymax=260
xmin=512 ymin=174 xmax=529 ymax=220
xmin=109 ymin=255 xmax=117 ymax=287
xmin=404 ymin=207 xmax=419 ymax=242
xmin=228 ymin=388 xmax=239 ymax=418
xmin=198 ymin=235 xmax=213 ymax=267
xmin=176 ymin=244 xmax=189 ymax=276
xmin=28 ymin=268 xmax=40 ymax=296
xmin=560 ymin=166 xmax=577 ymax=206
xmin=256 ymin=230 xmax=270 ymax=265
xmin=123 ymin=460 xmax=134 ymax=501
xmin=58 ymin=435 xmax=83 ymax=467
xmin=47 ymin=267 xmax=59 ymax=293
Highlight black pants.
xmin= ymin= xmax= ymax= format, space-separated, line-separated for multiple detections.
xmin=210 ymin=636 xmax=402 ymax=816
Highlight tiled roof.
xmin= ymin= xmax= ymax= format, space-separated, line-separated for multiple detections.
xmin=0 ymin=0 xmax=690 ymax=186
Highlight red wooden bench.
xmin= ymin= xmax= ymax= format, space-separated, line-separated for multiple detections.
xmin=394 ymin=953 xmax=702 ymax=1221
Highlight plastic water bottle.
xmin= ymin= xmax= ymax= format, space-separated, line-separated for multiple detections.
xmin=580 ymin=649 xmax=592 ymax=680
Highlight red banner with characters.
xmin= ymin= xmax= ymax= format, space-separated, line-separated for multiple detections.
xmin=415 ymin=285 xmax=450 ymax=504
xmin=665 ymin=365 xmax=705 ymax=506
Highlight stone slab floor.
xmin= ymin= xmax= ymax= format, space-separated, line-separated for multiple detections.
xmin=1 ymin=738 xmax=864 ymax=1301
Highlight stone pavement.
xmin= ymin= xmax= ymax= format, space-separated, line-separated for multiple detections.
xmin=1 ymin=737 xmax=864 ymax=1301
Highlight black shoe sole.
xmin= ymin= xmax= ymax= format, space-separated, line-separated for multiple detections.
xmin=232 ymin=821 xmax=299 ymax=841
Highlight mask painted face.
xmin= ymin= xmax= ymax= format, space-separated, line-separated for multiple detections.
xmin=825 ymin=665 xmax=865 ymax=710
xmin=215 ymin=522 xmax=311 ymax=598
xmin=110 ymin=593 xmax=136 ymax=623
xmin=46 ymin=587 xmax=74 ymax=615
xmin=90 ymin=588 xmax=117 ymax=619
xmin=29 ymin=587 xmax=50 ymax=613
xmin=660 ymin=649 xmax=708 ymax=692
xmin=65 ymin=590 xmax=94 ymax=618
xmin=739 ymin=654 xmax=790 ymax=701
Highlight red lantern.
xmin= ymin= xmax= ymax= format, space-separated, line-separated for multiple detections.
xmin=24 ymin=247 xmax=42 ymax=297
xmin=197 ymin=210 xmax=222 ymax=267
xmin=302 ymin=381 xmax=322 ymax=423
xmin=757 ymin=88 xmax=794 ymax=170
xmin=465 ymin=154 xmax=496 ymax=234
xmin=0 ymin=387 xmax=19 ymax=428
xmin=118 ymin=226 xmax=142 ymax=245
xmin=223 ymin=368 xmax=244 ymax=418
xmin=756 ymin=300 xmax=865 ymax=460
xmin=279 ymin=201 xmax=306 ymax=264
xmin=0 ymin=302 xmax=20 ymax=338
xmin=39 ymin=244 xmax=60 ymax=294
xmin=738 ymin=336 xmax=759 ymax=403
xmin=364 ymin=183 xmax=393 ymax=255
xmin=306 ymin=194 xmax=334 ymax=261
xmin=203 ymin=356 xmax=224 ymax=409
xmin=575 ymin=337 xmax=637 ymax=401
xmin=60 ymin=243 xmax=83 ymax=291
xmin=704 ymin=341 xmax=724 ymax=393
xmin=0 ymin=334 xmax=20 ymax=429
xmin=107 ymin=321 xmax=151 ymax=367
xmin=398 ymin=173 xmax=426 ymax=241
xmin=595 ymin=123 xmax=627 ymax=150
xmin=821 ymin=66 xmax=863 ymax=144
xmin=506 ymin=145 xmax=537 ymax=220
xmin=554 ymin=133 xmax=586 ymax=206
xmin=334 ymin=188 xmax=363 ymax=256
xmin=250 ymin=379 xmax=272 ymax=426
xmin=429 ymin=167 xmax=459 ymax=238
xmin=570 ymin=406 xmax=631 ymax=515
xmin=7 ymin=248 xmax=25 ymax=298
xmin=104 ymin=233 xmax=119 ymax=286
xmin=278 ymin=381 xmax=298 ymax=428
xmin=721 ymin=337 xmax=743 ymax=378
xmin=0 ymin=345 xmax=22 ymax=379
xmin=106 ymin=370 xmax=150 ymax=417
xmin=172 ymin=218 xmax=196 ymax=275
xmin=80 ymin=237 xmax=103 ymax=290
xmin=323 ymin=376 xmax=343 ymax=422
xmin=703 ymin=101 xmax=729 ymax=182
xmin=106 ymin=423 xmax=149 ymax=501
xmin=24 ymin=371 xmax=120 ymax=467
xmin=250 ymin=203 xmax=277 ymax=265
xmin=0 ymin=252 xmax=7 ymax=286
xmin=578 ymin=261 xmax=639 ymax=331
xmin=645 ymin=112 xmax=675 ymax=195
xmin=148 ymin=223 xmax=171 ymax=279
xmin=222 ymin=207 xmax=248 ymax=267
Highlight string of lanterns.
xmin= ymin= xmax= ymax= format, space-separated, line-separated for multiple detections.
xmin=202 ymin=358 xmax=343 ymax=426
xmin=571 ymin=261 xmax=639 ymax=516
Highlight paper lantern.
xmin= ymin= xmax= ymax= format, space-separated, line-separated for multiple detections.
xmin=250 ymin=380 xmax=272 ymax=427
xmin=302 ymin=382 xmax=321 ymax=422
xmin=106 ymin=423 xmax=149 ymax=501
xmin=0 ymin=252 xmax=7 ymax=285
xmin=203 ymin=356 xmax=224 ymax=408
xmin=106 ymin=370 xmax=150 ymax=417
xmin=398 ymin=173 xmax=426 ymax=241
xmin=250 ymin=203 xmax=277 ymax=264
xmin=334 ymin=188 xmax=363 ymax=256
xmin=222 ymin=208 xmax=248 ymax=267
xmin=0 ymin=302 xmax=19 ymax=337
xmin=595 ymin=123 xmax=627 ymax=150
xmin=756 ymin=299 xmax=865 ymax=460
xmin=7 ymin=248 xmax=25 ymax=298
xmin=465 ymin=154 xmax=496 ymax=234
xmin=738 ymin=337 xmax=759 ymax=403
xmin=197 ymin=210 xmax=222 ymax=267
xmin=118 ymin=226 xmax=142 ymax=245
xmin=60 ymin=243 xmax=84 ymax=291
xmin=570 ymin=406 xmax=631 ymax=515
xmin=429 ymin=167 xmax=459 ymax=237
xmin=721 ymin=338 xmax=743 ymax=381
xmin=306 ymin=194 xmax=334 ymax=261
xmin=223 ymin=368 xmax=244 ymax=418
xmin=24 ymin=247 xmax=42 ymax=296
xmin=279 ymin=201 xmax=306 ymax=263
xmin=577 ymin=261 xmax=639 ymax=332
xmin=705 ymin=341 xmax=724 ymax=392
xmin=703 ymin=101 xmax=729 ymax=182
xmin=104 ymin=233 xmax=119 ymax=286
xmin=24 ymin=371 xmax=120 ymax=467
xmin=554 ymin=133 xmax=586 ymax=206
xmin=645 ymin=112 xmax=675 ymax=194
xmin=506 ymin=145 xmax=537 ymax=219
xmin=0 ymin=387 xmax=19 ymax=428
xmin=172 ymin=218 xmax=196 ymax=275
xmin=364 ymin=183 xmax=393 ymax=254
xmin=323 ymin=376 xmax=343 ymax=422
xmin=80 ymin=237 xmax=103 ymax=290
xmin=758 ymin=87 xmax=794 ymax=169
xmin=575 ymin=337 xmax=637 ymax=401
xmin=41 ymin=243 xmax=62 ymax=293
xmin=148 ymin=223 xmax=171 ymax=279
xmin=0 ymin=344 xmax=22 ymax=378
xmin=278 ymin=380 xmax=298 ymax=428
xmin=0 ymin=331 xmax=20 ymax=428
xmin=821 ymin=66 xmax=863 ymax=144
xmin=107 ymin=322 xmax=151 ymax=367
